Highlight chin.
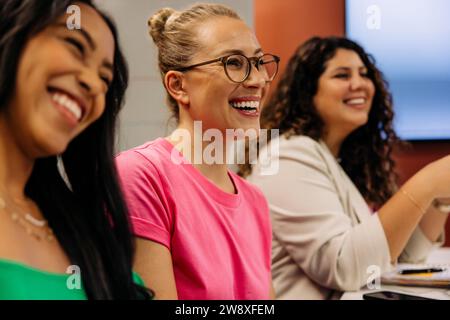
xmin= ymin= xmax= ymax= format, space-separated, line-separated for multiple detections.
xmin=241 ymin=123 xmax=260 ymax=132
xmin=349 ymin=115 xmax=369 ymax=127
xmin=237 ymin=118 xmax=260 ymax=130
xmin=35 ymin=139 xmax=70 ymax=159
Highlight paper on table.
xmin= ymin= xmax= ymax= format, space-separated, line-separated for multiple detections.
xmin=381 ymin=263 xmax=450 ymax=288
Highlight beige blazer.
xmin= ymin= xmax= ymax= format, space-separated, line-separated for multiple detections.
xmin=248 ymin=135 xmax=441 ymax=299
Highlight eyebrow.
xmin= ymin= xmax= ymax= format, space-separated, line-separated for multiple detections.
xmin=102 ymin=61 xmax=114 ymax=74
xmin=218 ymin=48 xmax=263 ymax=56
xmin=55 ymin=23 xmax=96 ymax=50
xmin=332 ymin=66 xmax=368 ymax=72
xmin=55 ymin=23 xmax=113 ymax=74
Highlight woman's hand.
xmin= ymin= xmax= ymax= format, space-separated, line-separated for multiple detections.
xmin=434 ymin=197 xmax=450 ymax=211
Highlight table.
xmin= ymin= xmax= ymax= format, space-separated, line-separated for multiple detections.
xmin=341 ymin=247 xmax=450 ymax=300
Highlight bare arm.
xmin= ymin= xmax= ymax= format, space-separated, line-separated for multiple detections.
xmin=419 ymin=198 xmax=450 ymax=242
xmin=378 ymin=156 xmax=450 ymax=261
xmin=134 ymin=237 xmax=178 ymax=300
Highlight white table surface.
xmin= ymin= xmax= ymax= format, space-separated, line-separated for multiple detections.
xmin=341 ymin=247 xmax=450 ymax=300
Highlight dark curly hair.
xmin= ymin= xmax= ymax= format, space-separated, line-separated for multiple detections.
xmin=239 ymin=36 xmax=401 ymax=207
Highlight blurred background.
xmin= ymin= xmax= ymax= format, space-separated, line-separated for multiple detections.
xmin=96 ymin=0 xmax=450 ymax=245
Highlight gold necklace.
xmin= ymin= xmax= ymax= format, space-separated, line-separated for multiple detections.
xmin=0 ymin=196 xmax=54 ymax=242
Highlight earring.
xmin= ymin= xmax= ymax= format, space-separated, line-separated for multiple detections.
xmin=57 ymin=155 xmax=73 ymax=191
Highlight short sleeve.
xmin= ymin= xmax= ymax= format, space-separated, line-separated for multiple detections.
xmin=116 ymin=151 xmax=173 ymax=249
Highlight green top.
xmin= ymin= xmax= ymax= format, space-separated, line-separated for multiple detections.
xmin=0 ymin=258 xmax=145 ymax=300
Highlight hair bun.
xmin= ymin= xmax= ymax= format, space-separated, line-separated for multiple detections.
xmin=148 ymin=7 xmax=176 ymax=45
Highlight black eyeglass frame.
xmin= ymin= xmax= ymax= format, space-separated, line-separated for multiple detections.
xmin=173 ymin=53 xmax=280 ymax=83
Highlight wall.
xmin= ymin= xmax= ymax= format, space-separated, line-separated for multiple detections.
xmin=254 ymin=0 xmax=345 ymax=88
xmin=254 ymin=0 xmax=450 ymax=246
xmin=395 ymin=142 xmax=450 ymax=246
xmin=95 ymin=0 xmax=253 ymax=151
xmin=96 ymin=0 xmax=449 ymax=246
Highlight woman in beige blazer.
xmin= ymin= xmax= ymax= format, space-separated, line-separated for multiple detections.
xmin=240 ymin=37 xmax=450 ymax=299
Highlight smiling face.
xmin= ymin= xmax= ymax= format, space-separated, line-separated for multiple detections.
xmin=180 ymin=16 xmax=270 ymax=134
xmin=3 ymin=3 xmax=114 ymax=158
xmin=313 ymin=48 xmax=375 ymax=140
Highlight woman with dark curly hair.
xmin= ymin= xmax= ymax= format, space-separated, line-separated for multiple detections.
xmin=240 ymin=36 xmax=450 ymax=299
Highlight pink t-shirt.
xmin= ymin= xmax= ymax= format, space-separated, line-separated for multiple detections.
xmin=116 ymin=138 xmax=272 ymax=300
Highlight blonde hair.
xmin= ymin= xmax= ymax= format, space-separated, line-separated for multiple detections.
xmin=148 ymin=3 xmax=241 ymax=120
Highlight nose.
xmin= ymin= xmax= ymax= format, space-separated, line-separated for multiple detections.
xmin=77 ymin=67 xmax=104 ymax=96
xmin=243 ymin=63 xmax=267 ymax=88
xmin=349 ymin=74 xmax=367 ymax=91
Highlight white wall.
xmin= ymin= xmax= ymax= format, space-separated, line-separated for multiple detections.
xmin=95 ymin=0 xmax=254 ymax=151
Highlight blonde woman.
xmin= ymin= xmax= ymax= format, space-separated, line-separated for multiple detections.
xmin=116 ymin=4 xmax=280 ymax=299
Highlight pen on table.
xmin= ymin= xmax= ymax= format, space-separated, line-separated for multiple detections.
xmin=398 ymin=267 xmax=445 ymax=275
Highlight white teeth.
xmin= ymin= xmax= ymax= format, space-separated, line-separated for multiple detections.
xmin=51 ymin=92 xmax=82 ymax=121
xmin=345 ymin=98 xmax=365 ymax=105
xmin=230 ymin=100 xmax=260 ymax=110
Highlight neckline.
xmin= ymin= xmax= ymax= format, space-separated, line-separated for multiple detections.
xmin=157 ymin=138 xmax=242 ymax=208
xmin=0 ymin=258 xmax=70 ymax=278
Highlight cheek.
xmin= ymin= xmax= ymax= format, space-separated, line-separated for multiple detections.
xmin=14 ymin=67 xmax=46 ymax=119
xmin=315 ymin=80 xmax=341 ymax=106
xmin=15 ymin=54 xmax=43 ymax=99
xmin=16 ymin=41 xmax=75 ymax=96
xmin=368 ymin=82 xmax=376 ymax=99
xmin=33 ymin=39 xmax=75 ymax=70
xmin=328 ymin=83 xmax=346 ymax=100
xmin=209 ymin=81 xmax=234 ymax=109
xmin=314 ymin=93 xmax=336 ymax=124
xmin=313 ymin=96 xmax=326 ymax=120
xmin=90 ymin=96 xmax=106 ymax=123
xmin=261 ymin=83 xmax=270 ymax=104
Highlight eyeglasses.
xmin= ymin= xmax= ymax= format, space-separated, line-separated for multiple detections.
xmin=174 ymin=53 xmax=280 ymax=83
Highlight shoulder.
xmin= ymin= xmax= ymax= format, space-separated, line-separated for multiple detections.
xmin=275 ymin=135 xmax=329 ymax=171
xmin=278 ymin=135 xmax=322 ymax=157
xmin=116 ymin=139 xmax=164 ymax=167
xmin=115 ymin=140 xmax=167 ymax=185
